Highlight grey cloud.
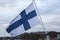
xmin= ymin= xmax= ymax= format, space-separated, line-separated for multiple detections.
xmin=50 ymin=16 xmax=60 ymax=26
xmin=44 ymin=16 xmax=60 ymax=32
xmin=37 ymin=0 xmax=60 ymax=15
xmin=0 ymin=0 xmax=17 ymax=7
xmin=45 ymin=15 xmax=60 ymax=26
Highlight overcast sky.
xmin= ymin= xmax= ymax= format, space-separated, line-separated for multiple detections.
xmin=0 ymin=0 xmax=60 ymax=37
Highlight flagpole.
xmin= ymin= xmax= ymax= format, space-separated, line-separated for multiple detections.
xmin=32 ymin=0 xmax=47 ymax=34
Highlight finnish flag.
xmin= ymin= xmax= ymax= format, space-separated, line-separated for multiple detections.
xmin=6 ymin=3 xmax=40 ymax=36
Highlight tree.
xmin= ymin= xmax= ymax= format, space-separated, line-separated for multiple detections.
xmin=19 ymin=32 xmax=46 ymax=40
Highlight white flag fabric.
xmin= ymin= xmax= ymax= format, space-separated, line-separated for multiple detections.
xmin=6 ymin=3 xmax=40 ymax=36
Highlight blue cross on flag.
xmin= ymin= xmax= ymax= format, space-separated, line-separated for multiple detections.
xmin=6 ymin=3 xmax=40 ymax=36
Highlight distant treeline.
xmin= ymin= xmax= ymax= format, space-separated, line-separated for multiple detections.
xmin=0 ymin=31 xmax=60 ymax=40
